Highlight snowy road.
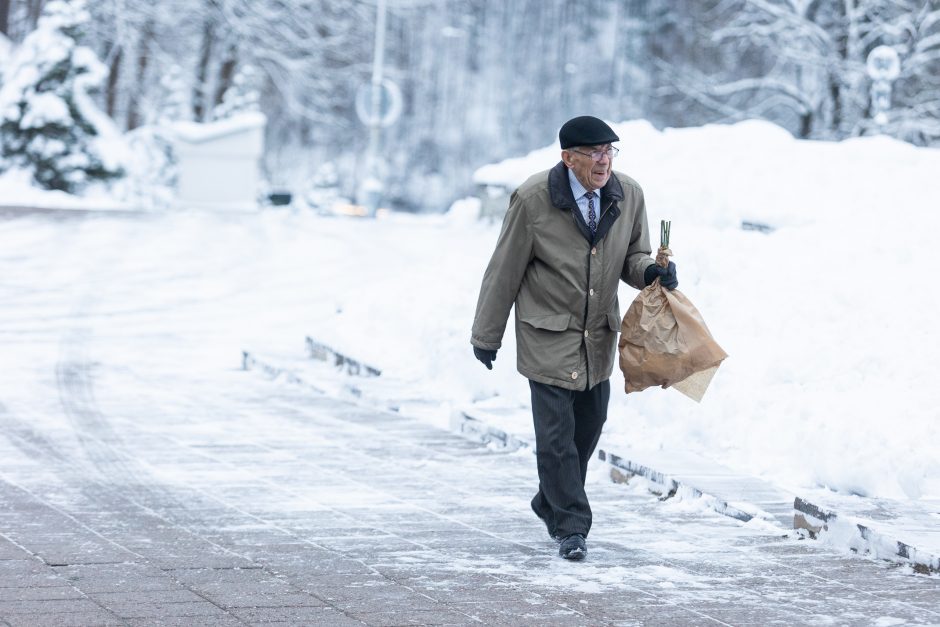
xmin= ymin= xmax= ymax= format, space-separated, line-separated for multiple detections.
xmin=0 ymin=212 xmax=938 ymax=626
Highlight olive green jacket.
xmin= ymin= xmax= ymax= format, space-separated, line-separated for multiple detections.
xmin=471 ymin=161 xmax=654 ymax=391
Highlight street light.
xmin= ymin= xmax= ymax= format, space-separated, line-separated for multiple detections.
xmin=866 ymin=45 xmax=901 ymax=130
xmin=355 ymin=0 xmax=402 ymax=217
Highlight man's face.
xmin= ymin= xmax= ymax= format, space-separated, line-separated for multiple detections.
xmin=562 ymin=144 xmax=613 ymax=191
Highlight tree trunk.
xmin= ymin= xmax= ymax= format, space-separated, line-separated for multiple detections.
xmin=799 ymin=111 xmax=813 ymax=138
xmin=192 ymin=21 xmax=215 ymax=122
xmin=27 ymin=0 xmax=43 ymax=30
xmin=126 ymin=21 xmax=153 ymax=130
xmin=0 ymin=0 xmax=11 ymax=37
xmin=829 ymin=78 xmax=842 ymax=135
xmin=106 ymin=47 xmax=122 ymax=120
xmin=841 ymin=0 xmax=863 ymax=136
xmin=212 ymin=46 xmax=238 ymax=113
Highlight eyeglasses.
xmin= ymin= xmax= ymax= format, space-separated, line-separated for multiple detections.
xmin=569 ymin=146 xmax=619 ymax=161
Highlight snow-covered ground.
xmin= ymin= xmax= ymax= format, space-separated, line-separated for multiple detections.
xmin=0 ymin=166 xmax=130 ymax=209
xmin=2 ymin=119 xmax=938 ymax=507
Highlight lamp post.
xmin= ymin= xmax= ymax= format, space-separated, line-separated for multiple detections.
xmin=355 ymin=0 xmax=401 ymax=217
xmin=866 ymin=45 xmax=901 ymax=130
xmin=363 ymin=0 xmax=386 ymax=217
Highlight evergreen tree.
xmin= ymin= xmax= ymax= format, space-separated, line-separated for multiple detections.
xmin=0 ymin=0 xmax=123 ymax=193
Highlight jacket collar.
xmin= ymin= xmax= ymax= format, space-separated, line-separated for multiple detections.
xmin=548 ymin=161 xmax=624 ymax=244
xmin=548 ymin=161 xmax=624 ymax=211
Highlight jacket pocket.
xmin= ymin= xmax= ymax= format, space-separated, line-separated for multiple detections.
xmin=606 ymin=312 xmax=621 ymax=332
xmin=520 ymin=313 xmax=571 ymax=332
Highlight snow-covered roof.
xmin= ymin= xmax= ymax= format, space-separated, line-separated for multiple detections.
xmin=169 ymin=112 xmax=267 ymax=144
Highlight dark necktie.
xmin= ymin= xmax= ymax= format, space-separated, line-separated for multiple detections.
xmin=585 ymin=191 xmax=597 ymax=234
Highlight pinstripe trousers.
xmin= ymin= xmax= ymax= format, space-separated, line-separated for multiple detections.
xmin=528 ymin=379 xmax=610 ymax=538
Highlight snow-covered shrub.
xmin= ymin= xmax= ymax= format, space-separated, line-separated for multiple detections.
xmin=0 ymin=0 xmax=124 ymax=193
xmin=119 ymin=125 xmax=178 ymax=210
xmin=211 ymin=65 xmax=261 ymax=122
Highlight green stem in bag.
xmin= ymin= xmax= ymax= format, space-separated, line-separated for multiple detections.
xmin=660 ymin=220 xmax=671 ymax=248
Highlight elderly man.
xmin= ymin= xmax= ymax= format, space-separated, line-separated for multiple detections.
xmin=470 ymin=115 xmax=678 ymax=560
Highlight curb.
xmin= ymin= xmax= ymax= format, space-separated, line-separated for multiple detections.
xmin=243 ymin=344 xmax=939 ymax=575
xmin=453 ymin=412 xmax=530 ymax=451
xmin=241 ymin=350 xmax=363 ymax=399
xmin=458 ymin=410 xmax=939 ymax=575
xmin=242 ymin=350 xmax=325 ymax=392
xmin=455 ymin=409 xmax=790 ymax=527
xmin=596 ymin=449 xmax=776 ymax=524
xmin=304 ymin=336 xmax=381 ymax=377
xmin=794 ymin=497 xmax=939 ymax=575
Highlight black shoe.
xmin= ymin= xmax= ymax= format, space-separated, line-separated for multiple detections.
xmin=531 ymin=499 xmax=560 ymax=542
xmin=558 ymin=534 xmax=587 ymax=560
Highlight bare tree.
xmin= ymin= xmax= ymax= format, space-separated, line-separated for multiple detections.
xmin=126 ymin=18 xmax=153 ymax=129
xmin=105 ymin=46 xmax=121 ymax=118
xmin=649 ymin=0 xmax=940 ymax=144
xmin=1 ymin=0 xmax=11 ymax=36
xmin=192 ymin=18 xmax=215 ymax=121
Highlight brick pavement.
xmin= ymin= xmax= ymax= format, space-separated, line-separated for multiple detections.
xmin=1 ymin=378 xmax=938 ymax=626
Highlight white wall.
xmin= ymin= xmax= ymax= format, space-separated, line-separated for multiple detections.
xmin=171 ymin=113 xmax=266 ymax=211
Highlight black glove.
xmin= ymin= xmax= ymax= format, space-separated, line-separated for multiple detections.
xmin=473 ymin=346 xmax=497 ymax=370
xmin=644 ymin=261 xmax=678 ymax=290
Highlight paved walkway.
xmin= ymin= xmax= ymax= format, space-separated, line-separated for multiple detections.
xmin=1 ymin=372 xmax=938 ymax=626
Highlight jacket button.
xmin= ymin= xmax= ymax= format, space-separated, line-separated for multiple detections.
xmin=584 ymin=330 xmax=589 ymax=337
xmin=589 ymin=288 xmax=595 ymax=296
xmin=571 ymin=371 xmax=579 ymax=379
xmin=591 ymin=247 xmax=597 ymax=255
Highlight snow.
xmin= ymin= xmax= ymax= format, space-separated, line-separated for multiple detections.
xmin=0 ymin=0 xmax=127 ymax=194
xmin=0 ymin=168 xmax=128 ymax=210
xmin=1 ymin=118 xmax=938 ymax=506
xmin=0 ymin=25 xmax=70 ymax=109
xmin=444 ymin=196 xmax=483 ymax=225
xmin=71 ymin=46 xmax=129 ymax=174
xmin=170 ymin=112 xmax=267 ymax=144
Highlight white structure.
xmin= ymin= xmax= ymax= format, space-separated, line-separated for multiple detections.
xmin=169 ymin=112 xmax=266 ymax=211
xmin=866 ymin=46 xmax=902 ymax=128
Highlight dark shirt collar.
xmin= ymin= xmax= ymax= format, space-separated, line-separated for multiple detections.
xmin=548 ymin=161 xmax=623 ymax=211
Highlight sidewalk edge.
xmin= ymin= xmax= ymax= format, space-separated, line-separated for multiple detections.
xmin=243 ymin=349 xmax=939 ymax=575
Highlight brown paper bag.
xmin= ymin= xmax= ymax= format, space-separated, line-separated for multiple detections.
xmin=618 ymin=232 xmax=727 ymax=402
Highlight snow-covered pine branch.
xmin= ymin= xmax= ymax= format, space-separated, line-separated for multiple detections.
xmin=0 ymin=0 xmax=125 ymax=192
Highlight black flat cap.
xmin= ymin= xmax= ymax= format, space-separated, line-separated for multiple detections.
xmin=559 ymin=115 xmax=619 ymax=149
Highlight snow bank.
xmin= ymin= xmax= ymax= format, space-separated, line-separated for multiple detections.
xmin=0 ymin=167 xmax=127 ymax=210
xmin=471 ymin=119 xmax=940 ymax=502
xmin=475 ymin=119 xmax=940 ymax=231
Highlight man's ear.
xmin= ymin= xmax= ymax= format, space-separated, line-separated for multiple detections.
xmin=561 ymin=150 xmax=574 ymax=168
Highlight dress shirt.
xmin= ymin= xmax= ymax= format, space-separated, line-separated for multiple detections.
xmin=567 ymin=168 xmax=601 ymax=226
